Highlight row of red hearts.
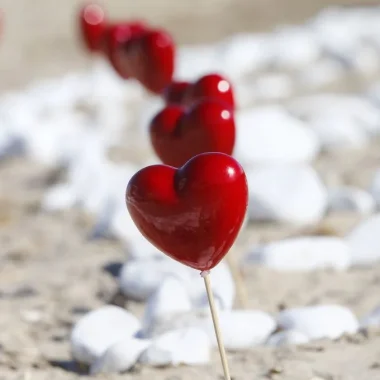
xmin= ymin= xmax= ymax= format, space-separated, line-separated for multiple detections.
xmin=82 ymin=4 xmax=248 ymax=272
xmin=81 ymin=4 xmax=238 ymax=169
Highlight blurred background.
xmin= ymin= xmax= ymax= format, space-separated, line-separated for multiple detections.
xmin=0 ymin=0 xmax=374 ymax=89
xmin=2 ymin=1 xmax=380 ymax=379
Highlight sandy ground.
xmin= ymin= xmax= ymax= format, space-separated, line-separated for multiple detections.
xmin=1 ymin=0 xmax=380 ymax=379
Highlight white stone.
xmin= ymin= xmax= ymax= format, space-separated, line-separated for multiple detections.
xmin=90 ymin=338 xmax=151 ymax=374
xmin=24 ymin=113 xmax=88 ymax=166
xmin=197 ymin=310 xmax=276 ymax=351
xmin=176 ymin=45 xmax=219 ymax=80
xmin=347 ymin=45 xmax=380 ymax=75
xmin=0 ymin=130 xmax=24 ymax=160
xmin=266 ymin=329 xmax=309 ymax=346
xmin=328 ymin=187 xmax=375 ymax=214
xmin=311 ymin=8 xmax=363 ymax=57
xmin=277 ymin=305 xmax=359 ymax=340
xmin=246 ymin=165 xmax=327 ymax=225
xmin=304 ymin=113 xmax=368 ymax=150
xmin=42 ymin=183 xmax=77 ymax=211
xmin=289 ymin=95 xmax=380 ymax=137
xmin=70 ymin=305 xmax=141 ymax=365
xmin=186 ymin=261 xmax=235 ymax=311
xmin=245 ymin=236 xmax=351 ymax=271
xmin=346 ymin=214 xmax=380 ymax=265
xmin=140 ymin=327 xmax=211 ymax=366
xmin=235 ymin=106 xmax=320 ymax=166
xmin=250 ymin=74 xmax=294 ymax=101
xmin=360 ymin=305 xmax=380 ymax=328
xmin=125 ymin=236 xmax=164 ymax=260
xmin=215 ymin=33 xmax=272 ymax=77
xmin=269 ymin=26 xmax=321 ymax=70
xmin=118 ymin=257 xmax=192 ymax=302
xmin=142 ymin=276 xmax=192 ymax=335
xmin=297 ymin=58 xmax=345 ymax=89
xmin=119 ymin=256 xmax=235 ymax=310
xmin=369 ymin=170 xmax=380 ymax=209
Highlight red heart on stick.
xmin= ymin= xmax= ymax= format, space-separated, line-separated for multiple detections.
xmin=126 ymin=152 xmax=248 ymax=271
xmin=79 ymin=3 xmax=107 ymax=53
xmin=150 ymin=100 xmax=235 ymax=167
xmin=103 ymin=21 xmax=147 ymax=79
xmin=121 ymin=28 xmax=175 ymax=93
xmin=163 ymin=74 xmax=235 ymax=109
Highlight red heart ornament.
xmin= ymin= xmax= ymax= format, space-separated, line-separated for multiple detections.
xmin=79 ymin=3 xmax=107 ymax=53
xmin=150 ymin=100 xmax=235 ymax=167
xmin=123 ymin=28 xmax=175 ymax=94
xmin=103 ymin=21 xmax=147 ymax=79
xmin=163 ymin=74 xmax=235 ymax=109
xmin=126 ymin=152 xmax=248 ymax=271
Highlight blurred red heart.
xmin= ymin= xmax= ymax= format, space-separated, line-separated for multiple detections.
xmin=79 ymin=3 xmax=107 ymax=53
xmin=103 ymin=21 xmax=147 ymax=79
xmin=150 ymin=100 xmax=235 ymax=167
xmin=122 ymin=28 xmax=175 ymax=93
xmin=163 ymin=74 xmax=235 ymax=109
xmin=126 ymin=152 xmax=248 ymax=271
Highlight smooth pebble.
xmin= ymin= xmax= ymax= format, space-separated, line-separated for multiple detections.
xmin=245 ymin=236 xmax=351 ymax=271
xmin=140 ymin=327 xmax=211 ymax=366
xmin=328 ymin=187 xmax=375 ymax=214
xmin=346 ymin=214 xmax=380 ymax=265
xmin=197 ymin=310 xmax=276 ymax=351
xmin=235 ymin=106 xmax=320 ymax=166
xmin=70 ymin=306 xmax=141 ymax=365
xmin=277 ymin=305 xmax=359 ymax=340
xmin=90 ymin=338 xmax=151 ymax=374
xmin=247 ymin=165 xmax=327 ymax=225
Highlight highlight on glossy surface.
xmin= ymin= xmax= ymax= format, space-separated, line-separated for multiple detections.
xmin=150 ymin=100 xmax=236 ymax=168
xmin=126 ymin=152 xmax=248 ymax=271
xmin=79 ymin=3 xmax=107 ymax=53
xmin=163 ymin=74 xmax=235 ymax=109
xmin=103 ymin=21 xmax=147 ymax=79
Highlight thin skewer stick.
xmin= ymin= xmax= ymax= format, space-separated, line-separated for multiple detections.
xmin=201 ymin=270 xmax=231 ymax=380
xmin=226 ymin=254 xmax=249 ymax=309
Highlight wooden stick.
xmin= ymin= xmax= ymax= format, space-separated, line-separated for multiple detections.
xmin=201 ymin=270 xmax=231 ymax=380
xmin=226 ymin=253 xmax=249 ymax=309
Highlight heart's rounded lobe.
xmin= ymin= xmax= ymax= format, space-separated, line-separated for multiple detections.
xmin=79 ymin=4 xmax=107 ymax=53
xmin=184 ymin=73 xmax=235 ymax=109
xmin=103 ymin=22 xmax=147 ymax=79
xmin=150 ymin=100 xmax=235 ymax=168
xmin=126 ymin=152 xmax=248 ymax=271
xmin=126 ymin=28 xmax=175 ymax=93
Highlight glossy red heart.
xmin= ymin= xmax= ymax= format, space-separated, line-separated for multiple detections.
xmin=163 ymin=74 xmax=235 ymax=109
xmin=126 ymin=152 xmax=248 ymax=271
xmin=150 ymin=100 xmax=235 ymax=167
xmin=102 ymin=21 xmax=147 ymax=79
xmin=122 ymin=28 xmax=175 ymax=93
xmin=79 ymin=3 xmax=107 ymax=53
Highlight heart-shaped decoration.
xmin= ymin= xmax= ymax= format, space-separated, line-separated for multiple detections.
xmin=163 ymin=74 xmax=235 ymax=109
xmin=79 ymin=3 xmax=107 ymax=53
xmin=121 ymin=28 xmax=175 ymax=94
xmin=102 ymin=21 xmax=147 ymax=79
xmin=126 ymin=152 xmax=248 ymax=271
xmin=150 ymin=100 xmax=235 ymax=167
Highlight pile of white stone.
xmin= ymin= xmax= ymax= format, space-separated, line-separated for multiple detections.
xmin=1 ymin=5 xmax=380 ymax=374
xmin=70 ymin=292 xmax=380 ymax=374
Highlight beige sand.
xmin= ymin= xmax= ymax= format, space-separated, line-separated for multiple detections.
xmin=0 ymin=1 xmax=380 ymax=379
